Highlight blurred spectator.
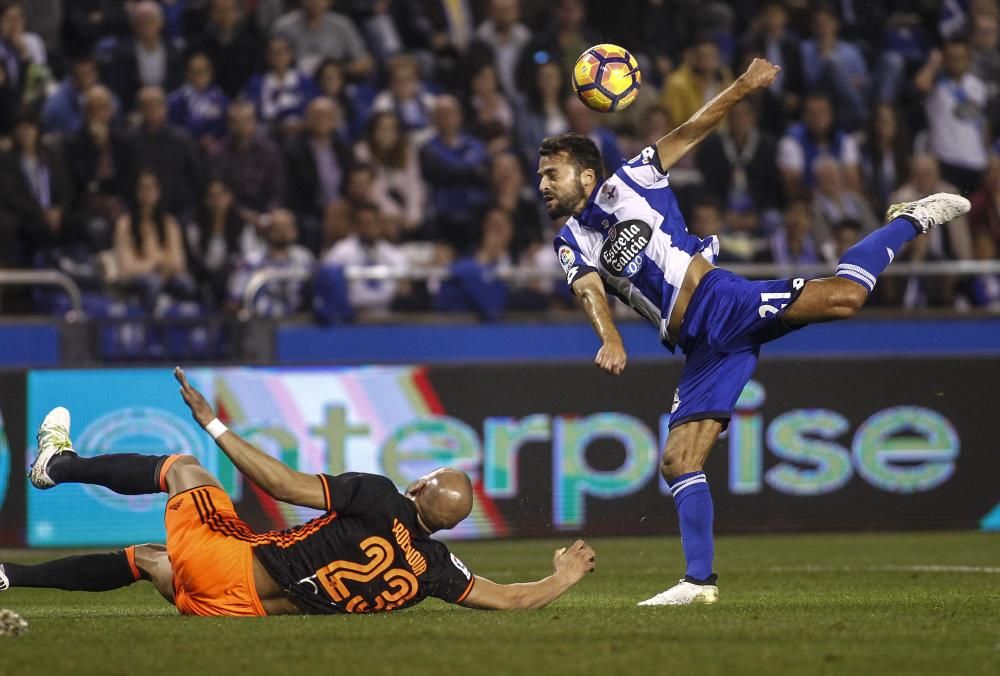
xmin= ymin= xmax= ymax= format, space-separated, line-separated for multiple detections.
xmin=777 ymin=92 xmax=861 ymax=197
xmin=244 ymin=34 xmax=318 ymax=135
xmin=65 ymin=85 xmax=136 ymax=249
xmin=489 ymin=151 xmax=543 ymax=259
xmin=821 ymin=217 xmax=863 ymax=265
xmin=959 ymin=229 xmax=1000 ymax=309
xmin=285 ymin=96 xmax=350 ymax=252
xmin=1 ymin=1 xmax=47 ymax=78
xmin=187 ymin=0 xmax=264 ymax=99
xmin=100 ymin=1 xmax=183 ymax=112
xmin=661 ymin=35 xmax=733 ymax=131
xmin=185 ymin=178 xmax=259 ymax=302
xmin=323 ymin=201 xmax=407 ymax=316
xmin=228 ymin=208 xmax=315 ymax=317
xmin=111 ymin=169 xmax=195 ymax=311
xmin=210 ymin=100 xmax=286 ymax=220
xmin=20 ymin=0 xmax=59 ymax=55
xmin=434 ymin=207 xmax=515 ymax=321
xmin=716 ymin=195 xmax=767 ymax=264
xmin=353 ymin=110 xmax=426 ymax=236
xmin=419 ymin=95 xmax=490 ymax=252
xmin=41 ymin=55 xmax=102 ymax=137
xmin=0 ymin=111 xmax=73 ymax=258
xmin=769 ymin=196 xmax=822 ymax=265
xmin=61 ymin=1 xmax=130 ymax=57
xmin=465 ymin=62 xmax=515 ymax=154
xmin=371 ymin=54 xmax=437 ymax=145
xmin=812 ymin=156 xmax=878 ymax=243
xmin=563 ymin=96 xmax=623 ymax=177
xmin=740 ymin=1 xmax=804 ymax=135
xmin=473 ymin=0 xmax=530 ymax=97
xmin=272 ymin=0 xmax=373 ymax=79
xmin=516 ymin=0 xmax=597 ymax=95
xmin=687 ymin=196 xmax=724 ymax=239
xmin=322 ymin=162 xmax=380 ymax=248
xmin=890 ymin=154 xmax=973 ymax=262
xmin=860 ymin=102 xmax=911 ymax=214
xmin=916 ymin=39 xmax=990 ymax=195
xmin=799 ymin=5 xmax=870 ymax=131
xmin=514 ymin=59 xmax=568 ymax=163
xmin=0 ymin=58 xmax=18 ymax=141
xmin=970 ymin=12 xmax=1000 ymax=99
xmin=132 ymin=86 xmax=202 ymax=221
xmin=314 ymin=58 xmax=362 ymax=140
xmin=168 ymin=52 xmax=229 ymax=155
xmin=697 ymin=98 xmax=781 ymax=212
xmin=969 ymin=153 xmax=1000 ymax=246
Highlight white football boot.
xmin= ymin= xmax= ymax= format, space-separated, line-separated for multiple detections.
xmin=638 ymin=578 xmax=720 ymax=606
xmin=29 ymin=406 xmax=76 ymax=489
xmin=885 ymin=193 xmax=971 ymax=234
xmin=0 ymin=564 xmax=8 ymax=592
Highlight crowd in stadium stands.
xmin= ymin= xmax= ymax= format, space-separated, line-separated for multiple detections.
xmin=1 ymin=0 xmax=1000 ymax=329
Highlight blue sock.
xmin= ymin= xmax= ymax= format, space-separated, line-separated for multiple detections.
xmin=669 ymin=471 xmax=714 ymax=582
xmin=836 ymin=217 xmax=919 ymax=293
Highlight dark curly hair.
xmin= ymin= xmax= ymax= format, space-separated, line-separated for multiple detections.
xmin=539 ymin=132 xmax=604 ymax=181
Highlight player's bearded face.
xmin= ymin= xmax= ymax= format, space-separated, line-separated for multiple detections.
xmin=543 ymin=168 xmax=588 ymax=219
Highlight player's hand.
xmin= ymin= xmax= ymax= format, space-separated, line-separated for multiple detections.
xmin=595 ymin=340 xmax=627 ymax=375
xmin=174 ymin=366 xmax=216 ymax=428
xmin=553 ymin=540 xmax=596 ymax=584
xmin=739 ymin=57 xmax=781 ymax=92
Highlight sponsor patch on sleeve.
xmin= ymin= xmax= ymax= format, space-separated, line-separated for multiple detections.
xmin=558 ymin=245 xmax=576 ymax=271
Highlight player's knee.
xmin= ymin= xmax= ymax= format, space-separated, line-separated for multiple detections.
xmin=661 ymin=449 xmax=697 ymax=481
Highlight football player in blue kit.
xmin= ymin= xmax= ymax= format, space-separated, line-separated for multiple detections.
xmin=539 ymin=57 xmax=970 ymax=605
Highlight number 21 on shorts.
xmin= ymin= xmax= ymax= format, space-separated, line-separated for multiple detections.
xmin=758 ymin=279 xmax=805 ymax=318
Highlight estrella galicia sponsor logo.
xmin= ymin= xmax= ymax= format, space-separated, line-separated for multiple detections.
xmin=558 ymin=245 xmax=575 ymax=271
xmin=601 ymin=219 xmax=651 ymax=276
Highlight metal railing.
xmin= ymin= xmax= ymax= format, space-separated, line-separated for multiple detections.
xmin=0 ymin=269 xmax=84 ymax=320
xmin=240 ymin=260 xmax=1000 ymax=317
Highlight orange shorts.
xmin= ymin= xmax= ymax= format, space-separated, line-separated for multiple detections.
xmin=164 ymin=486 xmax=266 ymax=617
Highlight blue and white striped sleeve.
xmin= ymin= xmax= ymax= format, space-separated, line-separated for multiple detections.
xmin=553 ymin=226 xmax=599 ymax=291
xmin=616 ymin=146 xmax=670 ymax=190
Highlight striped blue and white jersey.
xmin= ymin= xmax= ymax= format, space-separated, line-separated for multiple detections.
xmin=554 ymin=146 xmax=719 ymax=349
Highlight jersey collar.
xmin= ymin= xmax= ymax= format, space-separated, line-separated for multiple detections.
xmin=575 ymin=185 xmax=607 ymax=230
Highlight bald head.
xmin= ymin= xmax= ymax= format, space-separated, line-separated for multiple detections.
xmin=406 ymin=468 xmax=473 ymax=532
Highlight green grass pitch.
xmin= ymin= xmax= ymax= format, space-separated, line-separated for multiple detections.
xmin=1 ymin=532 xmax=998 ymax=676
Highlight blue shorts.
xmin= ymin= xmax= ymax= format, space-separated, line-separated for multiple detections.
xmin=669 ymin=269 xmax=806 ymax=429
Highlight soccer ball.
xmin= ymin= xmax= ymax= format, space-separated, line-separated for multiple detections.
xmin=572 ymin=44 xmax=642 ymax=113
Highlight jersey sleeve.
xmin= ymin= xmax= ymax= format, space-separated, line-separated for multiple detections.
xmin=317 ymin=472 xmax=398 ymax=515
xmin=424 ymin=545 xmax=476 ymax=604
xmin=616 ymin=145 xmax=670 ymax=189
xmin=553 ymin=227 xmax=599 ymax=291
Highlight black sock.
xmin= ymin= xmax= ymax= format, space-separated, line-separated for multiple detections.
xmin=47 ymin=453 xmax=170 ymax=495
xmin=3 ymin=551 xmax=138 ymax=591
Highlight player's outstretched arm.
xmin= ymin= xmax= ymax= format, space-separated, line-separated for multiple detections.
xmin=173 ymin=367 xmax=327 ymax=510
xmin=572 ymin=272 xmax=627 ymax=375
xmin=460 ymin=540 xmax=596 ymax=610
xmin=654 ymin=57 xmax=780 ymax=172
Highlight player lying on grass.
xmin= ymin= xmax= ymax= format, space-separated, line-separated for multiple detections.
xmin=540 ymin=57 xmax=971 ymax=605
xmin=0 ymin=368 xmax=596 ymax=615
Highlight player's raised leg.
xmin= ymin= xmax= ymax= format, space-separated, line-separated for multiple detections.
xmin=783 ymin=193 xmax=971 ymax=325
xmin=29 ymin=406 xmax=221 ymax=497
xmin=639 ymin=419 xmax=723 ymax=606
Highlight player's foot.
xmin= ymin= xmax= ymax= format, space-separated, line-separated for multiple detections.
xmin=29 ymin=406 xmax=76 ymax=490
xmin=637 ymin=578 xmax=719 ymax=606
xmin=0 ymin=564 xmax=8 ymax=592
xmin=885 ymin=193 xmax=971 ymax=234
